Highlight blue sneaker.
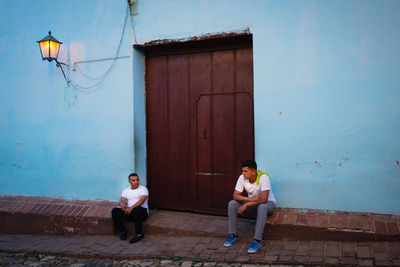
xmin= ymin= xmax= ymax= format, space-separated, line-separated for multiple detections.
xmin=247 ymin=240 xmax=262 ymax=253
xmin=223 ymin=234 xmax=240 ymax=247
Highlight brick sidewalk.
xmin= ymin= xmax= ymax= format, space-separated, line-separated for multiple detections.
xmin=1 ymin=234 xmax=399 ymax=266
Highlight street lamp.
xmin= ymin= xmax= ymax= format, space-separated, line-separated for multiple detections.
xmin=37 ymin=31 xmax=68 ymax=82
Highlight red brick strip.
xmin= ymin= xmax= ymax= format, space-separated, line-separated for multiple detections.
xmin=0 ymin=195 xmax=117 ymax=218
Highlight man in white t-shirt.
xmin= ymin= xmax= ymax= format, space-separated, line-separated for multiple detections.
xmin=223 ymin=160 xmax=276 ymax=253
xmin=111 ymin=173 xmax=149 ymax=243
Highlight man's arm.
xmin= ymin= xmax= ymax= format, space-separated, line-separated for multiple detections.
xmin=233 ymin=190 xmax=252 ymax=202
xmin=236 ymin=190 xmax=269 ymax=215
xmin=125 ymin=195 xmax=148 ymax=215
xmin=119 ymin=197 xmax=128 ymax=211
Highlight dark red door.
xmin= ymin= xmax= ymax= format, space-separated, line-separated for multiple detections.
xmin=145 ymin=39 xmax=254 ymax=215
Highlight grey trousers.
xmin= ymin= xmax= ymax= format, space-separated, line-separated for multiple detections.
xmin=228 ymin=199 xmax=276 ymax=240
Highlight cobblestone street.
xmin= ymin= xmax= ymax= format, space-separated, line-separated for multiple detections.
xmin=1 ymin=252 xmax=292 ymax=267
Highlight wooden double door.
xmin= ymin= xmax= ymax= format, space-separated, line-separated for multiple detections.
xmin=145 ymin=39 xmax=254 ymax=215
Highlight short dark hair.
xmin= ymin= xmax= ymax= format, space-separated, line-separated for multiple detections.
xmin=128 ymin=173 xmax=139 ymax=179
xmin=241 ymin=160 xmax=257 ymax=170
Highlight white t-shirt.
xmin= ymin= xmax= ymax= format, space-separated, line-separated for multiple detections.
xmin=235 ymin=174 xmax=276 ymax=203
xmin=121 ymin=185 xmax=149 ymax=213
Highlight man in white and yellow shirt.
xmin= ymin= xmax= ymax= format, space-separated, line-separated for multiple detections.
xmin=224 ymin=160 xmax=276 ymax=253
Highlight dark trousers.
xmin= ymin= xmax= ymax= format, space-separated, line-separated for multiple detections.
xmin=111 ymin=207 xmax=148 ymax=235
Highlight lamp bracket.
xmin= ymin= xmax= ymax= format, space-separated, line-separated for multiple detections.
xmin=70 ymin=55 xmax=130 ymax=71
xmin=55 ymin=60 xmax=69 ymax=83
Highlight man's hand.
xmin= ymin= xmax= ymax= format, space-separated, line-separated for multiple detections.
xmin=125 ymin=206 xmax=134 ymax=215
xmin=250 ymin=196 xmax=264 ymax=204
xmin=237 ymin=204 xmax=247 ymax=215
xmin=120 ymin=203 xmax=127 ymax=211
xmin=119 ymin=197 xmax=128 ymax=212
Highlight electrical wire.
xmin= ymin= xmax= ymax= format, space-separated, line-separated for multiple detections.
xmin=130 ymin=12 xmax=138 ymax=45
xmin=66 ymin=4 xmax=129 ymax=94
xmin=75 ymin=63 xmax=110 ymax=81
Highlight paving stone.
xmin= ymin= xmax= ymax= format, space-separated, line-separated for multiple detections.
xmin=278 ymin=255 xmax=293 ymax=262
xmin=263 ymin=255 xmax=278 ymax=261
xmin=325 ymin=243 xmax=340 ymax=257
xmin=357 ymin=246 xmax=373 ymax=258
xmin=180 ymin=261 xmax=192 ymax=267
xmin=392 ymin=259 xmax=400 ymax=266
xmin=283 ymin=240 xmax=298 ymax=250
xmin=28 ymin=262 xmax=43 ymax=267
xmin=358 ymin=258 xmax=374 ymax=266
xmin=388 ymin=242 xmax=400 ymax=258
xmin=141 ymin=261 xmax=155 ymax=266
xmin=234 ymin=255 xmax=249 ymax=263
xmin=375 ymin=259 xmax=391 ymax=266
xmin=40 ymin=255 xmax=56 ymax=261
xmin=324 ymin=257 xmax=339 ymax=265
xmin=341 ymin=257 xmax=356 ymax=265
xmin=293 ymin=255 xmax=308 ymax=264
xmin=308 ymin=256 xmax=323 ymax=263
xmin=279 ymin=250 xmax=295 ymax=256
xmin=371 ymin=242 xmax=388 ymax=254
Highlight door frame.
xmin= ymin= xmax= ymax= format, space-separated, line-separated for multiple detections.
xmin=136 ymin=33 xmax=254 ymax=214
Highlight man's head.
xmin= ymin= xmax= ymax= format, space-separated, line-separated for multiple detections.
xmin=241 ymin=160 xmax=257 ymax=180
xmin=128 ymin=173 xmax=140 ymax=189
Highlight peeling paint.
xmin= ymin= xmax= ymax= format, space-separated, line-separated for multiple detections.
xmin=15 ymin=142 xmax=21 ymax=146
xmin=338 ymin=162 xmax=343 ymax=167
xmin=279 ymin=111 xmax=282 ymax=115
xmin=314 ymin=161 xmax=321 ymax=167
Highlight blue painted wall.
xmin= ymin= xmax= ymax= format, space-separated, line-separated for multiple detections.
xmin=0 ymin=1 xmax=136 ymax=200
xmin=1 ymin=0 xmax=399 ymax=214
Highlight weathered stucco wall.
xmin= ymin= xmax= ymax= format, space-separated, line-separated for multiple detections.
xmin=1 ymin=0 xmax=399 ymax=214
xmin=0 ymin=1 xmax=135 ymax=200
xmin=132 ymin=0 xmax=399 ymax=214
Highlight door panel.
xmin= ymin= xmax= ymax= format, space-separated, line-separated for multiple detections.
xmin=167 ymin=55 xmax=190 ymax=208
xmin=146 ymin=56 xmax=171 ymax=208
xmin=196 ymin=95 xmax=212 ymax=208
xmin=211 ymin=94 xmax=236 ymax=210
xmin=213 ymin=50 xmax=235 ymax=93
xmin=235 ymin=92 xmax=255 ymax=174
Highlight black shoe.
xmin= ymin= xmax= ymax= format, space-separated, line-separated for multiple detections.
xmin=129 ymin=234 xmax=143 ymax=244
xmin=119 ymin=232 xmax=127 ymax=240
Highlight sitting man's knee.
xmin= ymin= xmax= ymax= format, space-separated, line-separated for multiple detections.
xmin=228 ymin=199 xmax=238 ymax=207
xmin=257 ymin=203 xmax=268 ymax=210
xmin=111 ymin=207 xmax=121 ymax=216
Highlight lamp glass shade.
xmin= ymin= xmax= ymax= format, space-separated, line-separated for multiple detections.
xmin=38 ymin=40 xmax=61 ymax=61
xmin=37 ymin=31 xmax=62 ymax=62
